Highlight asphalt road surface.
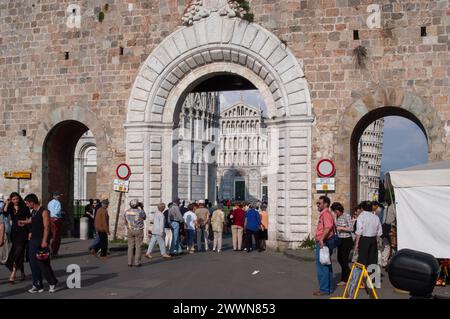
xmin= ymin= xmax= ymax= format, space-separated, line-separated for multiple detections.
xmin=1 ymin=237 xmax=449 ymax=299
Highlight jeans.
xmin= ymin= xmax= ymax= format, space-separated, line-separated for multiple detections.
xmin=89 ymin=232 xmax=100 ymax=250
xmin=29 ymin=242 xmax=57 ymax=289
xmin=185 ymin=229 xmax=195 ymax=248
xmin=147 ymin=234 xmax=166 ymax=256
xmin=93 ymin=232 xmax=108 ymax=257
xmin=169 ymin=222 xmax=182 ymax=254
xmin=196 ymin=224 xmax=209 ymax=251
xmin=315 ymin=240 xmax=334 ymax=294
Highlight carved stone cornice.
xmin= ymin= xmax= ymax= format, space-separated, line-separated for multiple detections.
xmin=181 ymin=0 xmax=247 ymax=26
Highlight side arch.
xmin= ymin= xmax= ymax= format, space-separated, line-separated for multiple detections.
xmin=30 ymin=106 xmax=110 ymax=201
xmin=335 ymin=87 xmax=446 ymax=208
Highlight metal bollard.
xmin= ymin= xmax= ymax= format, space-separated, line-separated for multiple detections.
xmin=79 ymin=217 xmax=89 ymax=240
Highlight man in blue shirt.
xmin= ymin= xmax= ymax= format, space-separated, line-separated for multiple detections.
xmin=244 ymin=203 xmax=262 ymax=253
xmin=47 ymin=191 xmax=64 ymax=257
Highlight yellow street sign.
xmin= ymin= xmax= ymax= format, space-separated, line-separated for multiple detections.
xmin=3 ymin=171 xmax=32 ymax=179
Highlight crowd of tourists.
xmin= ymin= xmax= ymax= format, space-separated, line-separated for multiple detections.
xmin=313 ymin=195 xmax=397 ymax=296
xmin=0 ymin=192 xmax=59 ymax=293
xmin=122 ymin=197 xmax=269 ymax=267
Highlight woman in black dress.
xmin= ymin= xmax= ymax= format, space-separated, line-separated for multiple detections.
xmin=4 ymin=192 xmax=30 ymax=283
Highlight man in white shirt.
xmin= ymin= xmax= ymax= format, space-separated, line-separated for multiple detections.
xmin=47 ymin=191 xmax=64 ymax=257
xmin=354 ymin=201 xmax=382 ymax=267
xmin=145 ymin=203 xmax=171 ymax=260
xmin=183 ymin=204 xmax=198 ymax=254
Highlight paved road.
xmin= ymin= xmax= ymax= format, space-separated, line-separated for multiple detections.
xmin=1 ymin=237 xmax=449 ymax=299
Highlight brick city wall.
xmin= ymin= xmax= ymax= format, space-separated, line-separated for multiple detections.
xmin=1 ymin=0 xmax=449 ymax=237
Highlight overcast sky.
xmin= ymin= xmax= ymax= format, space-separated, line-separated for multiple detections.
xmin=218 ymin=92 xmax=428 ymax=175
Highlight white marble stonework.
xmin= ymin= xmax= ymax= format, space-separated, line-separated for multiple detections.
xmin=217 ymin=101 xmax=268 ymax=202
xmin=125 ymin=14 xmax=314 ymax=249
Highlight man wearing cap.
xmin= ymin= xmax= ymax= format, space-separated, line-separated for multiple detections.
xmin=47 ymin=191 xmax=64 ymax=257
xmin=195 ymin=200 xmax=210 ymax=252
xmin=123 ymin=199 xmax=146 ymax=267
xmin=168 ymin=197 xmax=184 ymax=256
xmin=92 ymin=199 xmax=110 ymax=258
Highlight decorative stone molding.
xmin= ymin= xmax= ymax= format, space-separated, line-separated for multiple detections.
xmin=127 ymin=15 xmax=311 ymax=125
xmin=181 ymin=0 xmax=248 ymax=26
xmin=126 ymin=16 xmax=314 ymax=249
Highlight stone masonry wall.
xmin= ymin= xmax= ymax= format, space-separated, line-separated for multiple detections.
xmin=1 ymin=0 xmax=449 ymax=239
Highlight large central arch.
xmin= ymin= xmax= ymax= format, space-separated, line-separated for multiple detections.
xmin=125 ymin=15 xmax=314 ymax=249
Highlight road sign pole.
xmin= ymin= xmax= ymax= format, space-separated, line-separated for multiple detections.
xmin=113 ymin=191 xmax=123 ymax=240
xmin=17 ymin=179 xmax=20 ymax=194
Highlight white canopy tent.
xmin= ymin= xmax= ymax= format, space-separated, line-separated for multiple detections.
xmin=385 ymin=161 xmax=450 ymax=258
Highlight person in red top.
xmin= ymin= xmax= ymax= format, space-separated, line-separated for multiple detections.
xmin=230 ymin=203 xmax=246 ymax=251
xmin=313 ymin=195 xmax=336 ymax=296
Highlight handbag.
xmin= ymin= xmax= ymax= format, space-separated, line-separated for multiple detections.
xmin=330 ymin=224 xmax=342 ymax=248
xmin=258 ymin=228 xmax=268 ymax=240
xmin=324 ymin=211 xmax=341 ymax=250
xmin=36 ymin=247 xmax=50 ymax=261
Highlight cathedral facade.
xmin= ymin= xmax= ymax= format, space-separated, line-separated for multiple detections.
xmin=217 ymin=101 xmax=268 ymax=203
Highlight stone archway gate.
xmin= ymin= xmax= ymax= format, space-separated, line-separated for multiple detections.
xmin=125 ymin=14 xmax=314 ymax=249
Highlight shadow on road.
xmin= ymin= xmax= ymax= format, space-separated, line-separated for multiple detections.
xmin=0 ymin=266 xmax=102 ymax=298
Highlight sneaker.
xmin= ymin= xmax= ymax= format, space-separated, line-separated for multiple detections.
xmin=28 ymin=286 xmax=44 ymax=294
xmin=337 ymin=281 xmax=347 ymax=286
xmin=162 ymin=254 xmax=172 ymax=259
xmin=49 ymin=284 xmax=57 ymax=293
xmin=212 ymin=248 xmax=216 ymax=252
xmin=217 ymin=249 xmax=221 ymax=253
xmin=144 ymin=254 xmax=153 ymax=259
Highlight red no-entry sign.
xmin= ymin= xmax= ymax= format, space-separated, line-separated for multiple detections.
xmin=116 ymin=163 xmax=131 ymax=180
xmin=316 ymin=159 xmax=335 ymax=178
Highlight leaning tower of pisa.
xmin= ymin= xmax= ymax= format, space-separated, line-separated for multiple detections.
xmin=357 ymin=119 xmax=385 ymax=202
